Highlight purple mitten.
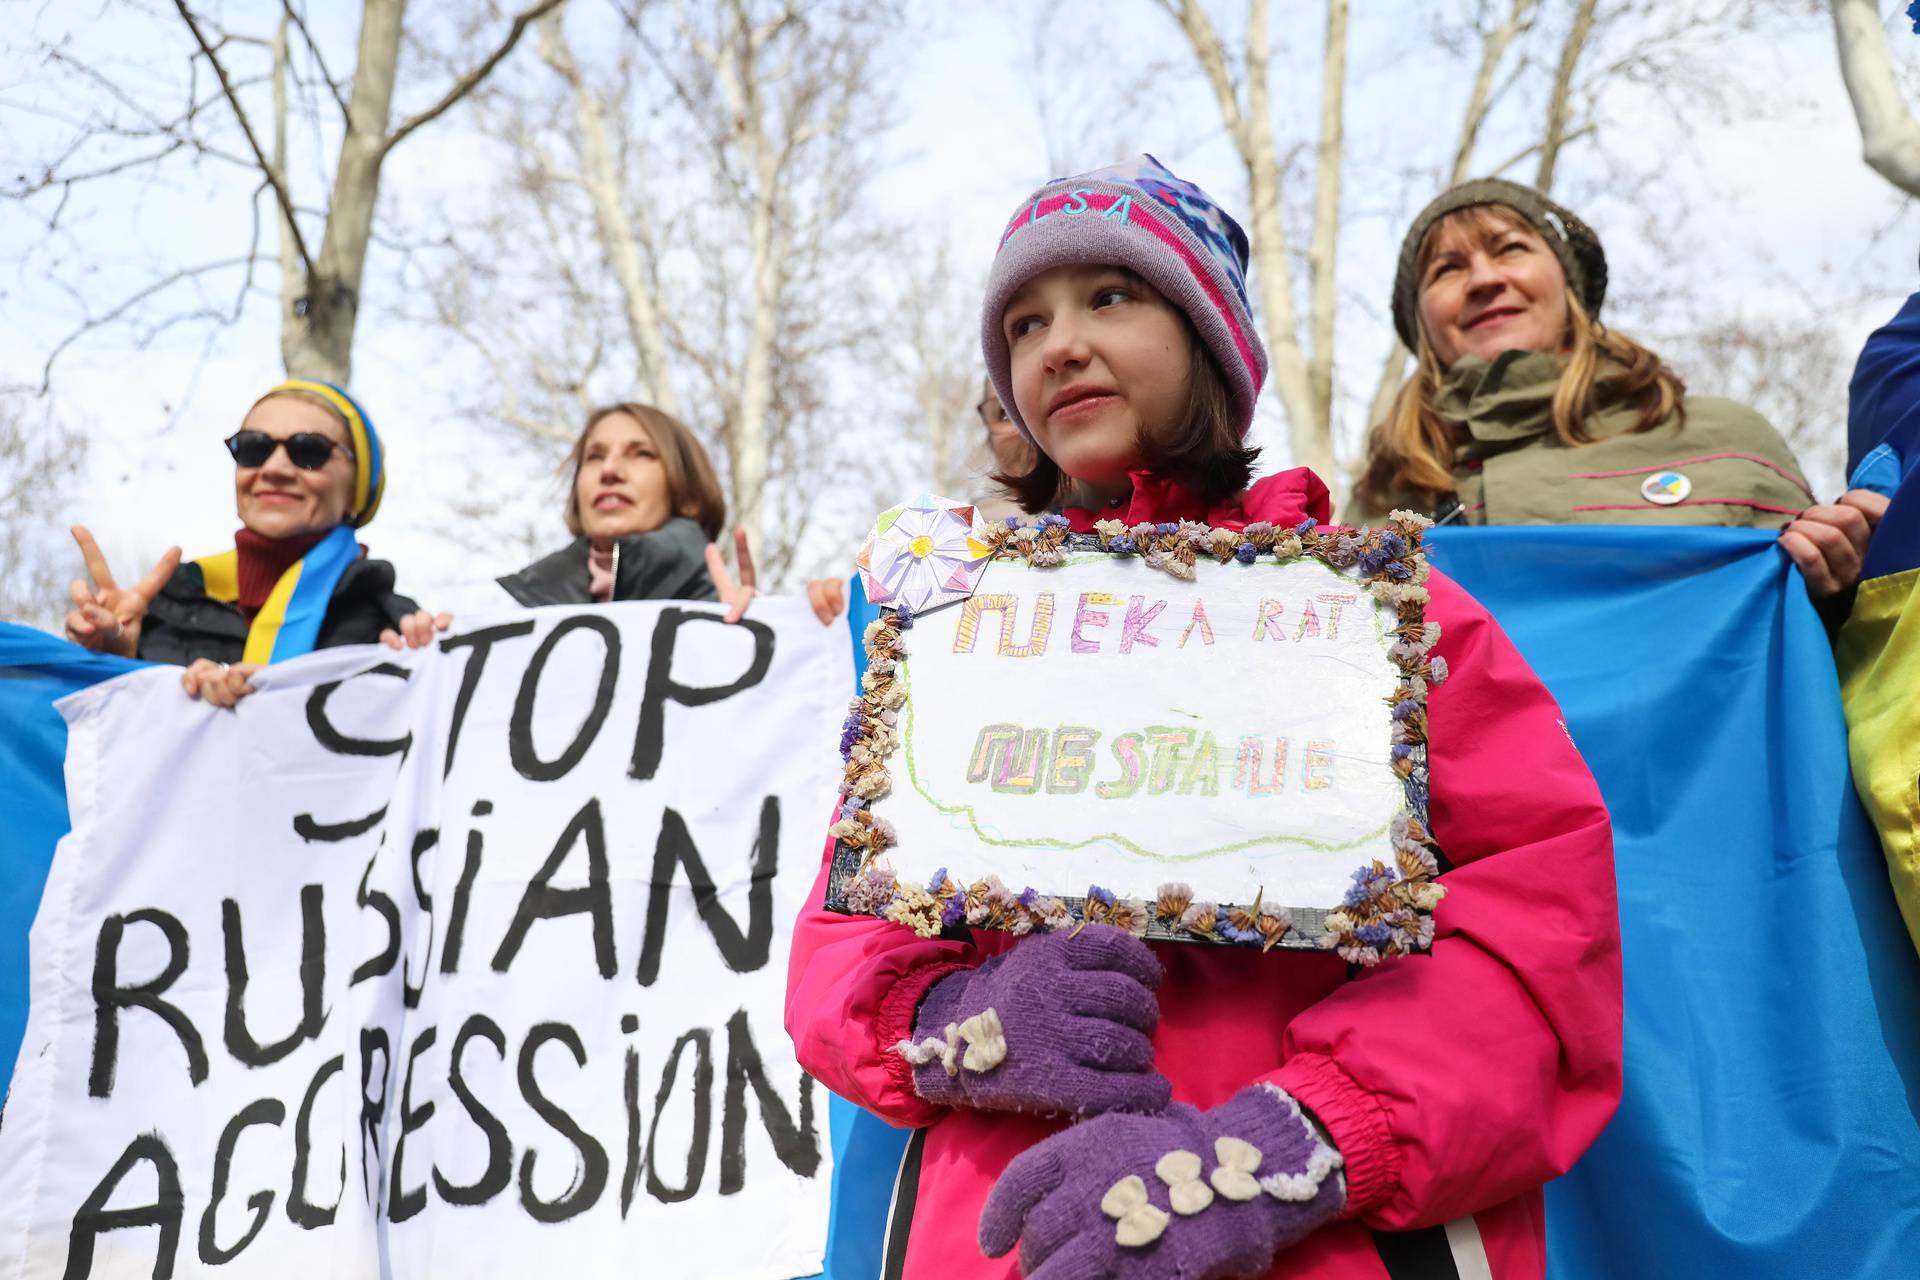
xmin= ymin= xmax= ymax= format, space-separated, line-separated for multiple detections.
xmin=894 ymin=925 xmax=1171 ymax=1117
xmin=979 ymin=1082 xmax=1345 ymax=1280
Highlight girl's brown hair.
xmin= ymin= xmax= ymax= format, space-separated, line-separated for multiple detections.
xmin=994 ymin=314 xmax=1257 ymax=513
xmin=564 ymin=403 xmax=726 ymax=541
xmin=1352 ymin=204 xmax=1686 ymax=514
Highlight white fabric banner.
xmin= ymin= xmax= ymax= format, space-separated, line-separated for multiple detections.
xmin=0 ymin=600 xmax=847 ymax=1280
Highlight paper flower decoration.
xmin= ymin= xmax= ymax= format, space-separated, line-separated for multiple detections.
xmin=854 ymin=493 xmax=993 ymax=614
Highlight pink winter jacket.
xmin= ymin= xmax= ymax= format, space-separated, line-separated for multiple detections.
xmin=785 ymin=468 xmax=1622 ymax=1279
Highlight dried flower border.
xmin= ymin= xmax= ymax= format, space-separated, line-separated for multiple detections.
xmin=826 ymin=510 xmax=1449 ymax=966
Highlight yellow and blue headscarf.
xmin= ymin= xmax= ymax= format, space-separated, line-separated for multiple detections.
xmin=280 ymin=378 xmax=384 ymax=528
xmin=194 ymin=380 xmax=386 ymax=664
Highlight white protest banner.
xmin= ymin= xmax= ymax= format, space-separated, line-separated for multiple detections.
xmin=829 ymin=509 xmax=1448 ymax=962
xmin=0 ymin=600 xmax=847 ymax=1280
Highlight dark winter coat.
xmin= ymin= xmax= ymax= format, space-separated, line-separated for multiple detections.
xmin=137 ymin=556 xmax=420 ymax=667
xmin=495 ymin=518 xmax=717 ymax=607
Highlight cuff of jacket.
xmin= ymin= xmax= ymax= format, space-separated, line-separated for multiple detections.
xmin=877 ymin=959 xmax=978 ymax=1102
xmin=1272 ymin=1051 xmax=1399 ymax=1219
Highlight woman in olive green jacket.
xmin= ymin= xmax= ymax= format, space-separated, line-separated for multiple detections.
xmin=1349 ymin=179 xmax=1883 ymax=598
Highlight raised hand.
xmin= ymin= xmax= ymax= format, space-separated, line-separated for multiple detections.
xmin=704 ymin=527 xmax=758 ymax=624
xmin=979 ymin=1083 xmax=1345 ymax=1279
xmin=805 ymin=576 xmax=847 ymax=625
xmin=896 ymin=924 xmax=1172 ymax=1118
xmin=63 ymin=526 xmax=181 ymax=658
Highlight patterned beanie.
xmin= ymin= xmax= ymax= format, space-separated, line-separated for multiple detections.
xmin=1391 ymin=178 xmax=1608 ymax=350
xmin=268 ymin=378 xmax=385 ymax=527
xmin=981 ymin=155 xmax=1268 ymax=441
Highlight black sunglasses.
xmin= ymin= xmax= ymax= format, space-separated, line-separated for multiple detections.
xmin=224 ymin=430 xmax=352 ymax=471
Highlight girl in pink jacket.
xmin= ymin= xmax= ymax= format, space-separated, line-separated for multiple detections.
xmin=785 ymin=157 xmax=1621 ymax=1279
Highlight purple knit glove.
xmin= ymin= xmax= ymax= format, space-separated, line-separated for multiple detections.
xmin=979 ymin=1083 xmax=1345 ymax=1279
xmin=895 ymin=925 xmax=1171 ymax=1117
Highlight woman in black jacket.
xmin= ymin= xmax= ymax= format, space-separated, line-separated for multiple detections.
xmin=64 ymin=379 xmax=443 ymax=706
xmin=497 ymin=402 xmax=727 ymax=607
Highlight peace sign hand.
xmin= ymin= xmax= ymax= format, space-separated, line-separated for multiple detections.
xmin=704 ymin=527 xmax=758 ymax=624
xmin=64 ymin=525 xmax=181 ymax=659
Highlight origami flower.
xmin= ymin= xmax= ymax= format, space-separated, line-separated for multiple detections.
xmin=855 ymin=493 xmax=994 ymax=614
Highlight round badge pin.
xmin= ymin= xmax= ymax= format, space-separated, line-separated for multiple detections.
xmin=1641 ymin=471 xmax=1690 ymax=505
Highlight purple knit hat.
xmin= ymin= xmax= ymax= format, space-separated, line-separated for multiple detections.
xmin=981 ymin=155 xmax=1267 ymax=441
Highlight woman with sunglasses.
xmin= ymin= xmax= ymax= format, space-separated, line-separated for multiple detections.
xmin=63 ymin=379 xmax=445 ymax=707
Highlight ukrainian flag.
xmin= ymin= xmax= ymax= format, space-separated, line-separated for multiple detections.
xmin=1838 ymin=291 xmax=1920 ymax=957
xmin=9 ymin=534 xmax=1920 ymax=1274
xmin=1429 ymin=526 xmax=1920 ymax=1277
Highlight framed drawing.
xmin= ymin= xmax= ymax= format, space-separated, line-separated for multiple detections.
xmin=827 ymin=497 xmax=1447 ymax=965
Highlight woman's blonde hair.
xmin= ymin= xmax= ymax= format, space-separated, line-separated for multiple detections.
xmin=564 ymin=403 xmax=726 ymax=541
xmin=244 ymin=387 xmax=353 ymax=446
xmin=1353 ymin=205 xmax=1687 ymax=513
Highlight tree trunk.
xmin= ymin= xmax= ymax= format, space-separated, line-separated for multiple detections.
xmin=1535 ymin=0 xmax=1597 ymax=193
xmin=733 ymin=158 xmax=781 ymax=560
xmin=281 ymin=0 xmax=406 ymax=384
xmin=1363 ymin=0 xmax=1538 ymax=442
xmin=536 ymin=9 xmax=680 ymax=414
xmin=272 ymin=17 xmax=302 ymax=368
xmin=1305 ymin=0 xmax=1348 ymax=500
xmin=1833 ymin=0 xmax=1920 ymax=198
xmin=1240 ymin=0 xmax=1327 ymax=480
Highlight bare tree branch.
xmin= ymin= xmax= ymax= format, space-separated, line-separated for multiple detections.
xmin=15 ymin=53 xmax=265 ymax=181
xmin=272 ymin=14 xmax=301 ymax=340
xmin=1453 ymin=0 xmax=1539 ymax=185
xmin=438 ymin=0 xmax=900 ymax=583
xmin=1487 ymin=122 xmax=1596 ymax=182
xmin=279 ymin=0 xmax=350 ymax=121
xmin=1832 ymin=0 xmax=1920 ymax=197
xmin=1364 ymin=0 xmax=1539 ymax=437
xmin=6 ymin=141 xmax=189 ymax=200
xmin=535 ymin=6 xmax=680 ymax=413
xmin=38 ymin=256 xmax=259 ymax=393
xmin=173 ymin=0 xmax=317 ymax=279
xmin=0 ymin=394 xmax=90 ymax=630
xmin=1536 ymin=0 xmax=1598 ymax=193
xmin=380 ymin=0 xmax=567 ymax=159
xmin=1305 ymin=0 xmax=1348 ymax=487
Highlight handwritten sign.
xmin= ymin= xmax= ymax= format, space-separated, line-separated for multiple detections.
xmin=0 ymin=602 xmax=846 ymax=1280
xmin=828 ymin=519 xmax=1446 ymax=959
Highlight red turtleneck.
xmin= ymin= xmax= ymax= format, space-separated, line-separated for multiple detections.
xmin=1059 ymin=467 xmax=1331 ymax=533
xmin=232 ymin=526 xmax=330 ymax=619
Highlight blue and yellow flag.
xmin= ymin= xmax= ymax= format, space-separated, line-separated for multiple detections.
xmin=1838 ymin=291 xmax=1920 ymax=958
xmin=0 ymin=626 xmax=145 ymax=1085
xmin=8 ymin=531 xmax=1920 ymax=1273
xmin=1430 ymin=527 xmax=1920 ymax=1278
